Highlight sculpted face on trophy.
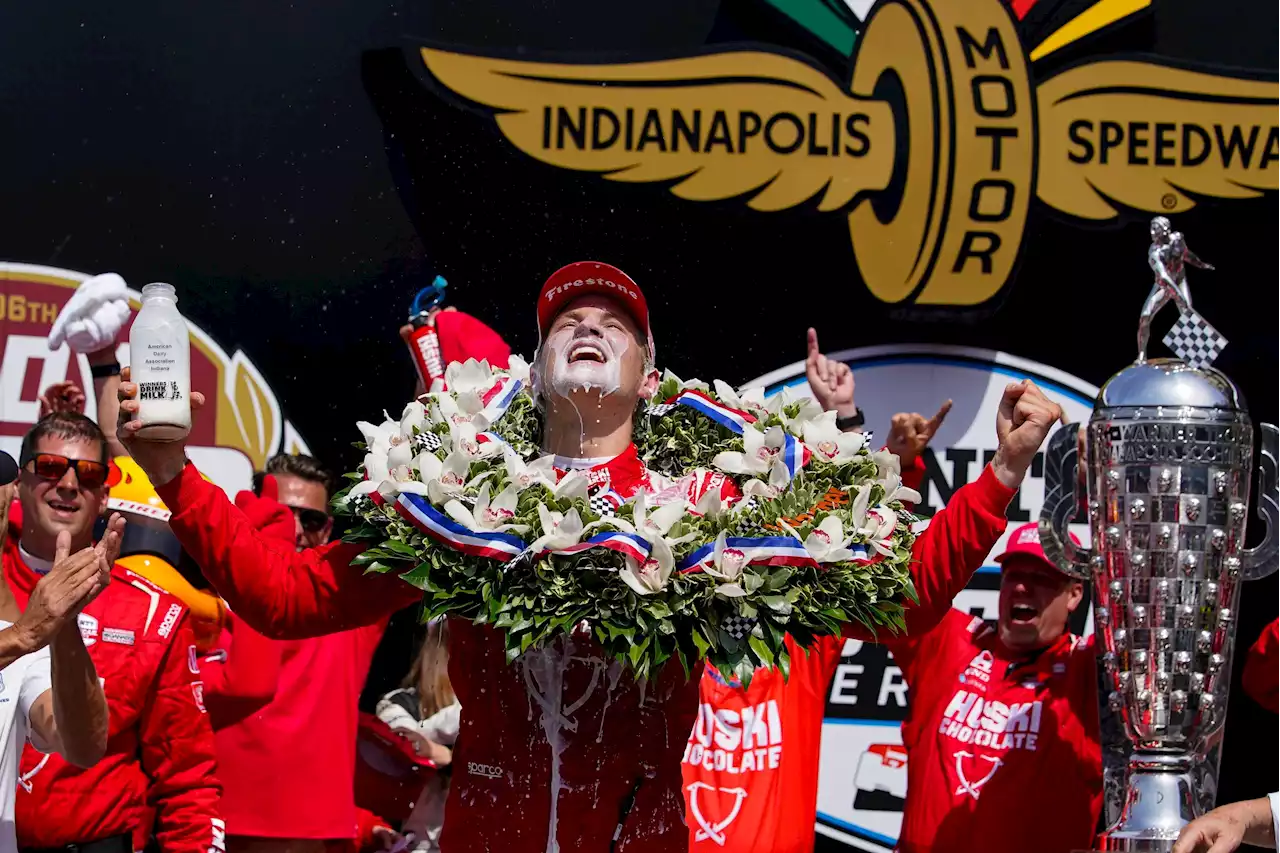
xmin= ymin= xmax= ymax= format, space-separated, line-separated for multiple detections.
xmin=1039 ymin=219 xmax=1279 ymax=852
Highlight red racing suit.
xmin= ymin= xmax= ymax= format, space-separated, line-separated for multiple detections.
xmin=157 ymin=444 xmax=738 ymax=853
xmin=3 ymin=533 xmax=223 ymax=853
xmin=681 ymin=461 xmax=1017 ymax=853
xmin=887 ymin=610 xmax=1102 ymax=853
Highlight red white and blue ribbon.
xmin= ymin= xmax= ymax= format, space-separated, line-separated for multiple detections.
xmin=479 ymin=376 xmax=523 ymax=423
xmin=676 ymin=535 xmax=874 ymax=573
xmin=669 ymin=390 xmax=809 ymax=482
xmin=395 ymin=492 xmax=527 ymax=561
xmin=534 ymin=531 xmax=652 ymax=563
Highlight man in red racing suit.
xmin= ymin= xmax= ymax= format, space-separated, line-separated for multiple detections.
xmin=117 ymin=261 xmax=1062 ymax=853
xmin=5 ymin=494 xmax=221 ymax=853
xmin=887 ymin=520 xmax=1103 ymax=853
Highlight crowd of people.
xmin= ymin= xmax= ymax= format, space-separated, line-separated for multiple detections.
xmin=0 ymin=263 xmax=1275 ymax=853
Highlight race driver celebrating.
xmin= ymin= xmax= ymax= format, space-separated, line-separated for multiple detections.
xmin=115 ymin=261 xmax=1060 ymax=853
xmin=888 ymin=519 xmax=1102 ymax=853
xmin=4 ymin=413 xmax=222 ymax=853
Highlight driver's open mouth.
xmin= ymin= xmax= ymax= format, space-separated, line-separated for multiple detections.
xmin=47 ymin=499 xmax=79 ymax=514
xmin=1010 ymin=604 xmax=1038 ymax=622
xmin=568 ymin=342 xmax=607 ymax=364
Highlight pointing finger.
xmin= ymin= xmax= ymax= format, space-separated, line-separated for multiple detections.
xmin=927 ymin=399 xmax=953 ymax=433
xmin=806 ymin=328 xmax=820 ymax=359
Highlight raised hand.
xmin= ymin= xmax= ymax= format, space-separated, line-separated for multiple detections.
xmin=38 ymin=381 xmax=87 ymax=418
xmin=804 ymin=328 xmax=856 ymax=418
xmin=16 ymin=523 xmax=121 ymax=650
xmin=117 ymin=366 xmax=207 ymax=487
xmin=234 ymin=474 xmax=296 ymax=546
xmin=991 ymin=380 xmax=1064 ymax=489
xmin=887 ymin=400 xmax=953 ymax=467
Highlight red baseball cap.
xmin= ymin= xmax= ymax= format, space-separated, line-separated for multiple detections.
xmin=995 ymin=522 xmax=1080 ymax=575
xmin=536 ymin=261 xmax=654 ymax=359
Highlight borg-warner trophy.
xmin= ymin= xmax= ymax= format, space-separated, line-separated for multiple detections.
xmin=1039 ymin=219 xmax=1279 ymax=852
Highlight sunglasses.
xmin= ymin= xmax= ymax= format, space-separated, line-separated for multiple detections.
xmin=288 ymin=505 xmax=330 ymax=534
xmin=21 ymin=453 xmax=114 ymax=490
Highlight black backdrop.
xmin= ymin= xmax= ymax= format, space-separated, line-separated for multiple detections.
xmin=1 ymin=0 xmax=1275 ymax=814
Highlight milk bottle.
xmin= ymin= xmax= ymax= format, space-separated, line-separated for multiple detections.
xmin=129 ymin=282 xmax=192 ymax=441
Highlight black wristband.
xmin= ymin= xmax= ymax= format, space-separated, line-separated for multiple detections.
xmin=90 ymin=362 xmax=121 ymax=379
xmin=836 ymin=410 xmax=865 ymax=430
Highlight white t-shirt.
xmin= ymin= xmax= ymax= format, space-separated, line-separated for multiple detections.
xmin=0 ymin=622 xmax=53 ymax=853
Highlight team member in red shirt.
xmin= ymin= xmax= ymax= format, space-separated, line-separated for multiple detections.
xmin=680 ymin=330 xmax=972 ymax=853
xmin=889 ymin=520 xmax=1102 ymax=853
xmin=115 ymin=263 xmax=1060 ymax=853
xmin=5 ymin=413 xmax=221 ymax=853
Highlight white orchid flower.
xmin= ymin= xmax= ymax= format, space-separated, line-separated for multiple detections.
xmin=449 ymin=421 xmax=501 ymax=461
xmin=799 ymin=515 xmax=857 ymax=564
xmin=630 ymin=490 xmax=686 ymax=540
xmin=619 ymin=536 xmax=675 ymax=596
xmin=693 ymin=482 xmax=727 ymax=519
xmin=342 ymin=451 xmax=393 ymax=503
xmin=803 ymin=413 xmax=869 ymax=465
xmin=445 ymin=358 xmax=496 ymax=397
xmin=503 ymin=448 xmax=557 ymax=492
xmin=871 ymin=449 xmax=900 ymax=480
xmin=400 ymin=401 xmax=427 ymax=438
xmin=742 ymin=459 xmax=791 ymax=501
xmin=426 ymin=451 xmax=474 ymax=504
xmin=704 ymin=532 xmax=749 ymax=597
xmin=663 ymin=369 xmax=709 ymax=394
xmin=506 ymin=355 xmax=532 ymax=386
xmin=712 ymin=379 xmax=767 ymax=414
xmin=861 ymin=506 xmax=899 ymax=556
xmin=712 ymin=425 xmax=789 ymax=481
xmin=552 ymin=470 xmax=590 ymax=502
xmin=879 ymin=467 xmax=923 ymax=506
xmin=847 ymin=484 xmax=872 ymax=530
xmin=527 ymin=504 xmax=589 ymax=552
xmin=433 ymin=393 xmax=485 ymax=430
xmin=357 ymin=418 xmax=400 ymax=456
xmin=444 ymin=484 xmax=528 ymax=534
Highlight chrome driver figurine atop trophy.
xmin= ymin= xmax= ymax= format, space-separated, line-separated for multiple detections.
xmin=1039 ymin=218 xmax=1278 ymax=852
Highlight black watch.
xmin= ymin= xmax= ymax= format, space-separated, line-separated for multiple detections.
xmin=835 ymin=410 xmax=865 ymax=430
xmin=90 ymin=362 xmax=122 ymax=379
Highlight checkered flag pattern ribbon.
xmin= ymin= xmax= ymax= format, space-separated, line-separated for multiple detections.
xmin=721 ymin=614 xmax=757 ymax=641
xmin=1164 ymin=311 xmax=1228 ymax=370
xmin=414 ymin=431 xmax=443 ymax=453
xmin=646 ymin=403 xmax=676 ymax=417
xmin=588 ymin=487 xmax=623 ymax=518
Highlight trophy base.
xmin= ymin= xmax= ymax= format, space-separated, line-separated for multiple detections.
xmin=1093 ymin=752 xmax=1199 ymax=853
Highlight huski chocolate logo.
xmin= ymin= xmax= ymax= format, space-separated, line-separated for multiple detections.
xmin=415 ymin=0 xmax=1276 ymax=307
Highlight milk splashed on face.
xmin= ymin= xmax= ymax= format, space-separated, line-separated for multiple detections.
xmin=540 ymin=323 xmax=633 ymax=456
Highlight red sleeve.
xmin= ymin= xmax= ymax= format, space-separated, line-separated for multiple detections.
xmin=1242 ymin=618 xmax=1279 ymax=714
xmin=157 ymin=464 xmax=421 ymax=639
xmin=140 ymin=612 xmax=224 ymax=853
xmin=353 ymin=808 xmax=393 ymax=853
xmin=201 ymin=613 xmax=283 ymax=730
xmin=883 ymin=609 xmax=972 ymax=685
xmin=845 ymin=463 xmax=1014 ymax=641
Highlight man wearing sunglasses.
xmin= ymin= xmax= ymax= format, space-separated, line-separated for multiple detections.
xmin=3 ymin=413 xmax=223 ymax=853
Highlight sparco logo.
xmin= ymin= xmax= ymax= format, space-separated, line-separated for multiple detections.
xmin=467 ymin=762 xmax=503 ymax=778
xmin=416 ymin=0 xmax=1275 ymax=307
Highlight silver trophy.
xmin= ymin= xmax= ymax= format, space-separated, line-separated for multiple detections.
xmin=1040 ymin=220 xmax=1279 ymax=852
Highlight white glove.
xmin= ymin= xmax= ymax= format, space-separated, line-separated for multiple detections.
xmin=47 ymin=273 xmax=131 ymax=354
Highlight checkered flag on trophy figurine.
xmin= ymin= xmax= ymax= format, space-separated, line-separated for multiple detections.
xmin=1163 ymin=311 xmax=1228 ymax=369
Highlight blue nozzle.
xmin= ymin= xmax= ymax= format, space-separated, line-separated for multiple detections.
xmin=410 ymin=275 xmax=449 ymax=319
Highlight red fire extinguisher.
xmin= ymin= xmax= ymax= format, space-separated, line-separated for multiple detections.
xmin=405 ymin=275 xmax=449 ymax=390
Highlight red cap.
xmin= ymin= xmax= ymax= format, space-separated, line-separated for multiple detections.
xmin=995 ymin=522 xmax=1080 ymax=574
xmin=536 ymin=261 xmax=654 ymax=359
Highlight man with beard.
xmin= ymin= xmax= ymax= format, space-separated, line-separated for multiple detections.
xmin=115 ymin=261 xmax=1060 ymax=853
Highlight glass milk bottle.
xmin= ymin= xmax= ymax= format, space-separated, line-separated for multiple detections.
xmin=129 ymin=283 xmax=192 ymax=441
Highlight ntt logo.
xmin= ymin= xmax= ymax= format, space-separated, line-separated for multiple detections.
xmin=544 ymin=277 xmax=638 ymax=301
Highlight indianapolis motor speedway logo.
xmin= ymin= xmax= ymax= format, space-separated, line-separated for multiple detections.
xmin=411 ymin=0 xmax=1276 ymax=307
